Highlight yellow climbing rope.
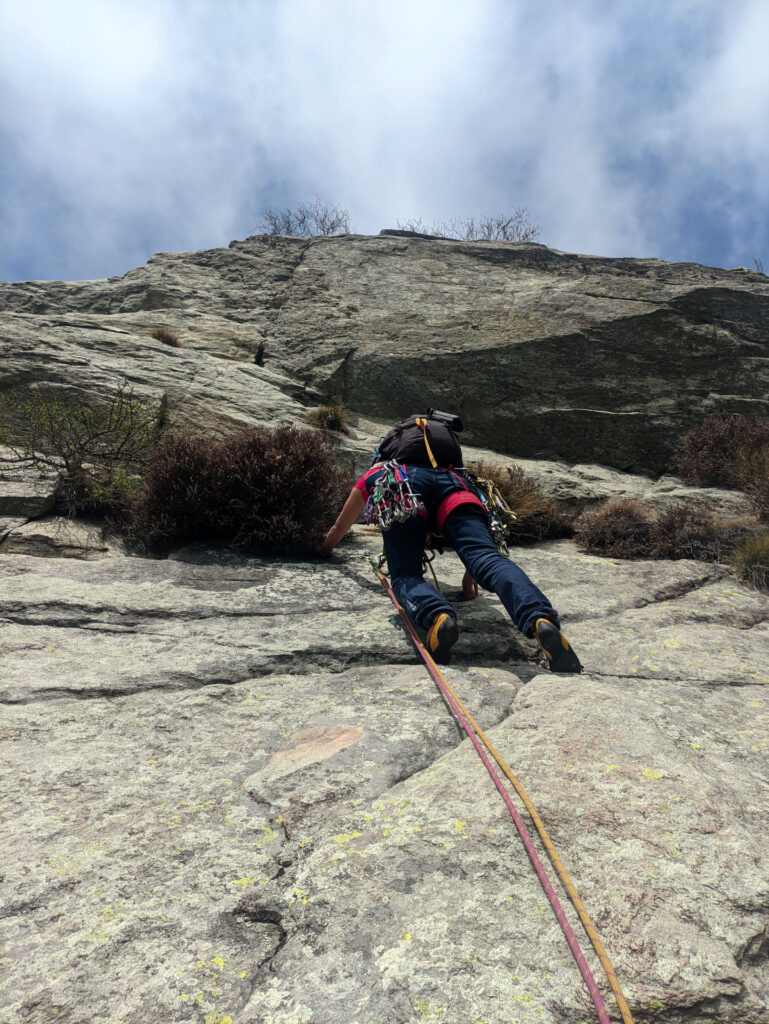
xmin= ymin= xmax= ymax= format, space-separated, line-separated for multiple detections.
xmin=435 ymin=669 xmax=635 ymax=1024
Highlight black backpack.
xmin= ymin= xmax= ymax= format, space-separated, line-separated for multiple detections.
xmin=375 ymin=414 xmax=463 ymax=468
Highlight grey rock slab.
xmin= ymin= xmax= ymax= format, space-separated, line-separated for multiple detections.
xmin=461 ymin=443 xmax=757 ymax=519
xmin=0 ymin=517 xmax=26 ymax=542
xmin=0 ymin=663 xmax=520 ymax=1024
xmin=0 ymin=541 xmax=532 ymax=703
xmin=0 ymin=314 xmax=314 ymax=437
xmin=3 ymin=235 xmax=769 ymax=472
xmin=485 ymin=539 xmax=729 ymax=624
xmin=0 ymin=515 xmax=124 ymax=560
xmin=573 ymin=616 xmax=769 ymax=688
xmin=237 ymin=672 xmax=769 ymax=1023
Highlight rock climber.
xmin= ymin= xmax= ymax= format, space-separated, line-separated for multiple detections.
xmin=318 ymin=411 xmax=582 ymax=672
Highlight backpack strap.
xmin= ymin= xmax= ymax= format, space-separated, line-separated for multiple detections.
xmin=414 ymin=417 xmax=438 ymax=468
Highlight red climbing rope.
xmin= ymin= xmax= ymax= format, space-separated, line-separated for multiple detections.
xmin=370 ymin=558 xmax=612 ymax=1024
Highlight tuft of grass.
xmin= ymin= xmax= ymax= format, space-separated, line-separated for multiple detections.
xmin=574 ymin=498 xmax=655 ymax=558
xmin=149 ymin=325 xmax=183 ymax=347
xmin=732 ymin=533 xmax=769 ymax=590
xmin=305 ymin=404 xmax=347 ymax=433
xmin=466 ymin=460 xmax=573 ymax=544
xmin=126 ymin=425 xmax=354 ymax=556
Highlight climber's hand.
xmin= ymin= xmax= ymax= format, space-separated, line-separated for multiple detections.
xmin=462 ymin=570 xmax=479 ymax=601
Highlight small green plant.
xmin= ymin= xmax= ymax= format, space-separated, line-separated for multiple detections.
xmin=149 ymin=325 xmax=183 ymax=347
xmin=127 ymin=425 xmax=354 ymax=555
xmin=466 ymin=460 xmax=573 ymax=544
xmin=732 ymin=532 xmax=769 ymax=590
xmin=0 ymin=381 xmax=168 ymax=515
xmin=305 ymin=404 xmax=347 ymax=433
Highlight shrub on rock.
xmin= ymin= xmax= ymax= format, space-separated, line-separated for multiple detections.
xmin=574 ymin=498 xmax=654 ymax=558
xmin=0 ymin=382 xmax=167 ymax=516
xmin=128 ymin=426 xmax=354 ymax=555
xmin=674 ymin=415 xmax=769 ymax=521
xmin=149 ymin=326 xmax=183 ymax=347
xmin=651 ymin=505 xmax=756 ymax=562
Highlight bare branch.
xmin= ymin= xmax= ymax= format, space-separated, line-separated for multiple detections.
xmin=258 ymin=197 xmax=351 ymax=237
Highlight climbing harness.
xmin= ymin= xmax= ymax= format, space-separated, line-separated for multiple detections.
xmin=368 ymin=555 xmax=635 ymax=1024
xmin=364 ymin=461 xmax=425 ymax=531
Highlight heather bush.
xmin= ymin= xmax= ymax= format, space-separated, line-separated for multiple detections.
xmin=735 ymin=444 xmax=769 ymax=521
xmin=576 ymin=497 xmax=760 ymax=571
xmin=651 ymin=505 xmax=756 ymax=561
xmin=674 ymin=415 xmax=769 ymax=518
xmin=305 ymin=404 xmax=347 ymax=433
xmin=574 ymin=499 xmax=655 ymax=558
xmin=732 ymin=533 xmax=769 ymax=590
xmin=0 ymin=382 xmax=167 ymax=515
xmin=127 ymin=426 xmax=354 ymax=555
xmin=466 ymin=460 xmax=573 ymax=544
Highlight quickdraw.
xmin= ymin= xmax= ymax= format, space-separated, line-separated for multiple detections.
xmin=368 ymin=554 xmax=635 ymax=1024
xmin=463 ymin=470 xmax=518 ymax=551
xmin=363 ymin=461 xmax=425 ymax=531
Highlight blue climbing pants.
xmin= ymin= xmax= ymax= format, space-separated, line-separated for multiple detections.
xmin=381 ymin=466 xmax=559 ymax=638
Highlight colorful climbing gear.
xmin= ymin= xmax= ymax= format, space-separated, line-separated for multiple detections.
xmin=363 ymin=461 xmax=425 ymax=531
xmin=369 ymin=555 xmax=634 ymax=1024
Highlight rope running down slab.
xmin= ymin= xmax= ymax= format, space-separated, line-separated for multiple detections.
xmin=370 ymin=557 xmax=634 ymax=1024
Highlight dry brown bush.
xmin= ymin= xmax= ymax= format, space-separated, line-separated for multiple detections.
xmin=674 ymin=414 xmax=769 ymax=509
xmin=126 ymin=426 xmax=353 ymax=555
xmin=576 ymin=497 xmax=760 ymax=568
xmin=574 ymin=499 xmax=655 ymax=558
xmin=651 ymin=505 xmax=757 ymax=561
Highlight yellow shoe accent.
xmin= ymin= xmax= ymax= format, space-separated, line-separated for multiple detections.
xmin=535 ymin=618 xmax=582 ymax=673
xmin=427 ymin=613 xmax=450 ymax=652
xmin=425 ymin=613 xmax=459 ymax=664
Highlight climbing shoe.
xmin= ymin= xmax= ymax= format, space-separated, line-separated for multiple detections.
xmin=425 ymin=613 xmax=459 ymax=665
xmin=534 ymin=618 xmax=583 ymax=673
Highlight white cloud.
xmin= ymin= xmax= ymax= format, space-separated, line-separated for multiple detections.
xmin=1 ymin=0 xmax=767 ymax=279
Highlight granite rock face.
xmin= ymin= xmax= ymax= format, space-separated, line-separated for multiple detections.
xmin=1 ymin=235 xmax=768 ymax=1023
xmin=1 ymin=534 xmax=768 ymax=1024
xmin=2 ymin=234 xmax=768 ymax=471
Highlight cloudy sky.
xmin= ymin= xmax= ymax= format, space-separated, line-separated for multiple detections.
xmin=2 ymin=0 xmax=768 ymax=282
